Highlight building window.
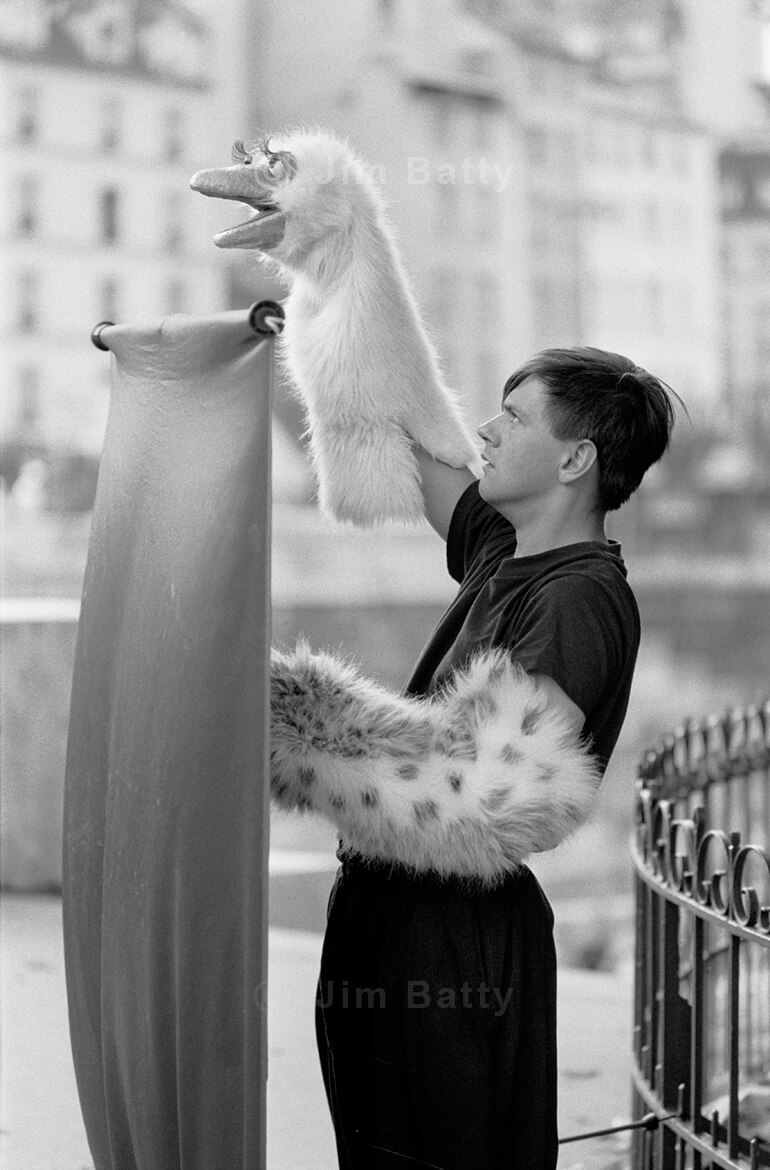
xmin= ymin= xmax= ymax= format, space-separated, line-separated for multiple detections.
xmin=754 ymin=301 xmax=770 ymax=364
xmin=642 ymin=198 xmax=660 ymax=240
xmin=426 ymin=93 xmax=453 ymax=150
xmin=605 ymin=122 xmax=627 ymax=167
xmin=17 ymin=175 xmax=39 ymax=237
xmin=100 ymin=97 xmax=121 ymax=152
xmin=472 ymin=105 xmax=492 ymax=151
xmin=18 ymin=365 xmax=41 ymax=433
xmin=164 ymin=108 xmax=184 ymax=162
xmin=15 ymin=86 xmax=39 ymax=142
xmin=584 ymin=124 xmax=599 ymax=166
xmin=433 ymin=180 xmax=459 ymax=239
xmin=17 ymin=270 xmax=39 ymax=333
xmin=67 ymin=2 xmax=132 ymax=65
xmin=167 ymin=280 xmax=186 ymax=314
xmin=165 ymin=192 xmax=183 ymax=252
xmin=525 ymin=126 xmax=547 ymax=168
xmin=755 ymin=239 xmax=770 ymax=276
xmin=100 ymin=277 xmax=119 ymax=321
xmin=670 ymin=203 xmax=692 ymax=244
xmin=378 ymin=0 xmax=395 ymax=28
xmin=720 ymin=174 xmax=745 ymax=216
xmin=473 ymin=184 xmax=497 ymax=244
xmin=461 ymin=50 xmax=490 ymax=75
xmin=99 ymin=187 xmax=120 ymax=243
xmin=641 ymin=129 xmax=658 ymax=169
xmin=672 ymin=136 xmax=689 ymax=176
xmin=528 ymin=60 xmax=547 ymax=97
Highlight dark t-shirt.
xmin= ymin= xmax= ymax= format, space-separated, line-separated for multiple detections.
xmin=405 ymin=482 xmax=641 ymax=770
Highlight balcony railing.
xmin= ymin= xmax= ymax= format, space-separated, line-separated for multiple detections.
xmin=631 ymin=701 xmax=770 ymax=1169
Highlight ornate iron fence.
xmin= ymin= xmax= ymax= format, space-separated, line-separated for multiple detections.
xmin=632 ymin=701 xmax=770 ymax=1169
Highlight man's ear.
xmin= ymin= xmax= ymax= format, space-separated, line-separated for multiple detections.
xmin=558 ymin=439 xmax=598 ymax=485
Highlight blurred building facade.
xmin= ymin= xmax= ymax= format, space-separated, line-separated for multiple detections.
xmin=0 ymin=0 xmax=767 ymax=493
xmin=242 ymin=0 xmax=770 ymax=426
xmin=720 ymin=142 xmax=770 ymax=435
xmin=0 ymin=0 xmax=230 ymax=459
xmin=245 ymin=0 xmax=526 ymax=422
xmin=499 ymin=13 xmax=720 ymax=408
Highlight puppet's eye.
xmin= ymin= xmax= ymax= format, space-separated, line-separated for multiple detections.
xmin=263 ymin=149 xmax=297 ymax=182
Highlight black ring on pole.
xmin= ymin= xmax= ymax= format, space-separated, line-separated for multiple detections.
xmin=248 ymin=301 xmax=285 ymax=336
xmin=91 ymin=321 xmax=115 ymax=352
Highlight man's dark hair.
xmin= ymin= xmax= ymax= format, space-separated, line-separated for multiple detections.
xmin=502 ymin=346 xmax=680 ymax=512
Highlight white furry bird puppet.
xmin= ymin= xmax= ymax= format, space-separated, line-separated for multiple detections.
xmin=190 ymin=130 xmax=482 ymax=526
xmin=191 ymin=131 xmax=601 ymax=884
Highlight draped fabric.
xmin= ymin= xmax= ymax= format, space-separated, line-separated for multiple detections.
xmin=62 ymin=311 xmax=274 ymax=1170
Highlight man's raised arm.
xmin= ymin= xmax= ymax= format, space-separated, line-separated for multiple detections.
xmin=414 ymin=448 xmax=477 ymax=541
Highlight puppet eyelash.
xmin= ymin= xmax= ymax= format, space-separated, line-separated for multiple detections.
xmin=257 ymin=135 xmax=298 ymax=181
xmin=231 ymin=137 xmax=297 ymax=181
xmin=231 ymin=139 xmax=253 ymax=165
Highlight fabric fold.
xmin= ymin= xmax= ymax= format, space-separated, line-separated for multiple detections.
xmin=63 ymin=310 xmax=273 ymax=1170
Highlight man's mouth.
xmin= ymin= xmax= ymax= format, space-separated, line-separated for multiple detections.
xmin=189 ymin=166 xmax=287 ymax=251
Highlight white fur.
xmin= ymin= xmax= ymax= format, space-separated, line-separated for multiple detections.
xmin=270 ymin=643 xmax=602 ymax=886
xmin=251 ymin=131 xmax=484 ymax=525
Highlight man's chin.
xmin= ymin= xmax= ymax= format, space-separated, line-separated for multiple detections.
xmin=477 ymin=474 xmax=494 ymax=500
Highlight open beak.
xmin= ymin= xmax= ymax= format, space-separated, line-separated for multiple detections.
xmin=189 ymin=164 xmax=286 ymax=251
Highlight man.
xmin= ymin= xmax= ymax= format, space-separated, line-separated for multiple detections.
xmin=273 ymin=346 xmax=677 ymax=1169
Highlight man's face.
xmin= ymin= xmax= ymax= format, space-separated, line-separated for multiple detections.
xmin=476 ymin=375 xmax=571 ymax=514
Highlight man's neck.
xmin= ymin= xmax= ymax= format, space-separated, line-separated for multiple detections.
xmin=499 ymin=503 xmax=608 ymax=558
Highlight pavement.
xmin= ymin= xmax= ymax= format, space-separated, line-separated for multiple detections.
xmin=1 ymin=872 xmax=636 ymax=1170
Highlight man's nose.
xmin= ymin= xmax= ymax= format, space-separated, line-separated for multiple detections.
xmin=477 ymin=416 xmax=500 ymax=444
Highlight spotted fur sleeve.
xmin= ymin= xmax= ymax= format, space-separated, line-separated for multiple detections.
xmin=270 ymin=643 xmax=602 ymax=886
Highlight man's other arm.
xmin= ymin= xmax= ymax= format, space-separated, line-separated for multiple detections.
xmin=414 ymin=447 xmax=477 ymax=541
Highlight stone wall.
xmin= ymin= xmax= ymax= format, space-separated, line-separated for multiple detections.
xmin=1 ymin=608 xmax=78 ymax=890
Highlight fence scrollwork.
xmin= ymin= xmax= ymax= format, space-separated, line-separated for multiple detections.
xmin=631 ymin=700 xmax=770 ymax=1169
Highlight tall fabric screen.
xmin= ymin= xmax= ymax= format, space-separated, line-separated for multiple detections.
xmin=63 ymin=310 xmax=275 ymax=1170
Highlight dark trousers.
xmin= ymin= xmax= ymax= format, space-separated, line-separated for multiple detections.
xmin=315 ymin=858 xmax=558 ymax=1170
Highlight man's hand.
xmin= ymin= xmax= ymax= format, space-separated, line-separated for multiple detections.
xmin=414 ymin=447 xmax=477 ymax=541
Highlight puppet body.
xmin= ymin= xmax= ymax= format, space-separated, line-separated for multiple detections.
xmin=191 ymin=131 xmax=482 ymax=525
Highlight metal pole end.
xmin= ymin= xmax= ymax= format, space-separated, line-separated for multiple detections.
xmin=248 ymin=300 xmax=285 ymax=336
xmin=91 ymin=321 xmax=115 ymax=351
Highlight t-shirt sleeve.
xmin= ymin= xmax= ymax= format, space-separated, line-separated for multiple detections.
xmin=446 ymin=481 xmax=512 ymax=584
xmin=506 ymin=575 xmax=628 ymax=720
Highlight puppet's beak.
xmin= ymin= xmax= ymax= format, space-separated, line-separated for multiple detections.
xmin=190 ymin=165 xmax=286 ymax=251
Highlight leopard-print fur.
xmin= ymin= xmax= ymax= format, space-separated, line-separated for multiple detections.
xmin=270 ymin=643 xmax=601 ymax=886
